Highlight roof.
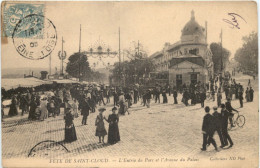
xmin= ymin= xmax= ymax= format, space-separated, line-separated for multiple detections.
xmin=2 ymin=77 xmax=53 ymax=90
xmin=150 ymin=51 xmax=163 ymax=59
xmin=51 ymin=79 xmax=79 ymax=84
xmin=181 ymin=10 xmax=204 ymax=36
xmin=169 ymin=54 xmax=205 ymax=68
xmin=166 ymin=41 xmax=181 ymax=52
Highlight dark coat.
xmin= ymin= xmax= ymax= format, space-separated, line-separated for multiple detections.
xmin=212 ymin=111 xmax=222 ymax=129
xmin=221 ymin=109 xmax=230 ymax=127
xmin=79 ymin=99 xmax=91 ymax=116
xmin=107 ymin=113 xmax=120 ymax=144
xmin=200 ymin=92 xmax=206 ymax=101
xmin=146 ymin=91 xmax=151 ymax=99
xmin=202 ymin=113 xmax=215 ymax=135
xmin=225 ymin=102 xmax=238 ymax=113
xmin=173 ymin=91 xmax=177 ymax=97
xmin=64 ymin=112 xmax=77 ymax=142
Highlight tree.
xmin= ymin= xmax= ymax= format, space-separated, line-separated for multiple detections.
xmin=111 ymin=57 xmax=155 ymax=86
xmin=234 ymin=32 xmax=258 ymax=74
xmin=90 ymin=70 xmax=106 ymax=83
xmin=66 ymin=52 xmax=91 ymax=80
xmin=210 ymin=43 xmax=231 ymax=74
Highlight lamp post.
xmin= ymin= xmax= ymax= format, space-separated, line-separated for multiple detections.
xmin=58 ymin=36 xmax=66 ymax=76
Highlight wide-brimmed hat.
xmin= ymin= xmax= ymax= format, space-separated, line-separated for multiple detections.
xmin=98 ymin=107 xmax=106 ymax=112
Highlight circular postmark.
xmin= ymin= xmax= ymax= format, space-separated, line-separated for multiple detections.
xmin=12 ymin=14 xmax=57 ymax=60
xmin=28 ymin=140 xmax=70 ymax=158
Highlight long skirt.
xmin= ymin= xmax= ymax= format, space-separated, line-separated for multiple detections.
xmin=64 ymin=125 xmax=77 ymax=142
xmin=107 ymin=123 xmax=120 ymax=144
xmin=8 ymin=104 xmax=18 ymax=116
xmin=119 ymin=101 xmax=125 ymax=115
xmin=39 ymin=109 xmax=48 ymax=121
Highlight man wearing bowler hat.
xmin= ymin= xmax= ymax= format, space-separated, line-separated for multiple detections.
xmin=79 ymin=96 xmax=91 ymax=125
xmin=201 ymin=106 xmax=218 ymax=151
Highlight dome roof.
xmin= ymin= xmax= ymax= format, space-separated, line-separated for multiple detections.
xmin=181 ymin=10 xmax=204 ymax=36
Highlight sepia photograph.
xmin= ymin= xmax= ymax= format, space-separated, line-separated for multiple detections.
xmin=1 ymin=1 xmax=258 ymax=167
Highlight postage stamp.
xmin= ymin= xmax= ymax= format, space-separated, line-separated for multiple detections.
xmin=12 ymin=14 xmax=57 ymax=60
xmin=2 ymin=2 xmax=45 ymax=38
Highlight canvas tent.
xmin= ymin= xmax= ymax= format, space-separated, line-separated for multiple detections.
xmin=2 ymin=77 xmax=53 ymax=90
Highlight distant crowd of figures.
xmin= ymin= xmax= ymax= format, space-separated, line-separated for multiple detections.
xmin=2 ymin=70 xmax=255 ymax=146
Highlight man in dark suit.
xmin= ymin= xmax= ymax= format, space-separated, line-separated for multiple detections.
xmin=212 ymin=106 xmax=225 ymax=148
xmin=155 ymin=88 xmax=160 ymax=103
xmin=201 ymin=106 xmax=218 ymax=151
xmin=221 ymin=104 xmax=234 ymax=148
xmin=79 ymin=97 xmax=91 ymax=125
xmin=173 ymin=89 xmax=178 ymax=104
xmin=200 ymin=90 xmax=206 ymax=108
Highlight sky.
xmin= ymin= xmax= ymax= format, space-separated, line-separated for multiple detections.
xmin=1 ymin=1 xmax=258 ymax=72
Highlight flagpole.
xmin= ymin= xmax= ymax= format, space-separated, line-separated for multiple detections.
xmin=79 ymin=24 xmax=81 ymax=53
xmin=61 ymin=36 xmax=64 ymax=75
xmin=220 ymin=29 xmax=223 ymax=73
xmin=119 ymin=27 xmax=121 ymax=85
xmin=79 ymin=24 xmax=81 ymax=81
xmin=49 ymin=53 xmax=51 ymax=76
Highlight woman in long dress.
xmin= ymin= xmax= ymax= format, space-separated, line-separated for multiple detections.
xmin=162 ymin=90 xmax=168 ymax=103
xmin=118 ymin=93 xmax=125 ymax=115
xmin=39 ymin=97 xmax=48 ymax=121
xmin=8 ymin=96 xmax=18 ymax=116
xmin=64 ymin=108 xmax=77 ymax=143
xmin=71 ymin=99 xmax=79 ymax=118
xmin=28 ymin=97 xmax=37 ymax=120
xmin=245 ymin=87 xmax=250 ymax=102
xmin=106 ymin=107 xmax=120 ymax=145
xmin=95 ymin=108 xmax=107 ymax=143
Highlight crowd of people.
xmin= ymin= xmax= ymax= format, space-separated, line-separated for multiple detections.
xmin=2 ymin=71 xmax=256 ymax=149
xmin=200 ymin=74 xmax=255 ymax=152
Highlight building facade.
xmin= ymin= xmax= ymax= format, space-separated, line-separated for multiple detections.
xmin=150 ymin=10 xmax=213 ymax=88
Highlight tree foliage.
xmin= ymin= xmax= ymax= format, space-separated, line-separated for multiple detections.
xmin=210 ymin=42 xmax=231 ymax=74
xmin=66 ymin=52 xmax=91 ymax=80
xmin=111 ymin=58 xmax=155 ymax=86
xmin=234 ymin=32 xmax=258 ymax=73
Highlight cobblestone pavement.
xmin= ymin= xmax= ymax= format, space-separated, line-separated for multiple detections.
xmin=1 ymin=75 xmax=259 ymax=165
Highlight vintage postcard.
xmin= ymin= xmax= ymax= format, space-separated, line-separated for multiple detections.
xmin=1 ymin=1 xmax=258 ymax=168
